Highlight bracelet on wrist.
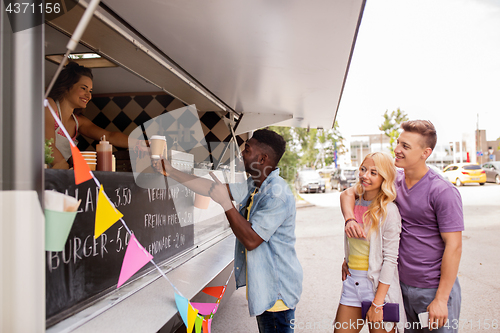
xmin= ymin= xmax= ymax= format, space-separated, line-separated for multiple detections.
xmin=372 ymin=301 xmax=386 ymax=308
xmin=372 ymin=301 xmax=385 ymax=313
xmin=345 ymin=218 xmax=357 ymax=226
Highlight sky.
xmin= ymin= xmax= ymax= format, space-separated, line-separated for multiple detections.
xmin=336 ymin=0 xmax=500 ymax=146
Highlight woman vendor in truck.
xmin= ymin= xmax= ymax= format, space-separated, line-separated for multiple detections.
xmin=44 ymin=61 xmax=132 ymax=169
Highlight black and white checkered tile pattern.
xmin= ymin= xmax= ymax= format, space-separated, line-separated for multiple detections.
xmin=77 ymin=93 xmax=247 ymax=169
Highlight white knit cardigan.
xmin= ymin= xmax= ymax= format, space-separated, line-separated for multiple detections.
xmin=343 ymin=201 xmax=407 ymax=332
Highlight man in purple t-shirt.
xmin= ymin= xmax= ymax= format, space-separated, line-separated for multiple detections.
xmin=341 ymin=120 xmax=463 ymax=332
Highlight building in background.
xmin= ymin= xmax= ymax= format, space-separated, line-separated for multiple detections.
xmin=344 ymin=129 xmax=499 ymax=169
xmin=349 ymin=134 xmax=391 ymax=166
xmin=476 ymin=129 xmax=500 ymax=164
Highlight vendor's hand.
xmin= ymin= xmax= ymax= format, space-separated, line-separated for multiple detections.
xmin=427 ymin=298 xmax=448 ymax=330
xmin=341 ymin=260 xmax=350 ymax=281
xmin=345 ymin=220 xmax=366 ymax=239
xmin=366 ymin=304 xmax=384 ymax=323
xmin=133 ymin=140 xmax=150 ymax=159
xmin=208 ymin=172 xmax=233 ymax=211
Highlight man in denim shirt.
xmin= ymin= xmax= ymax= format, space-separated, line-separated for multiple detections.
xmin=156 ymin=129 xmax=303 ymax=333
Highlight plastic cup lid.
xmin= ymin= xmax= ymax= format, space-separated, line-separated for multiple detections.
xmin=150 ymin=135 xmax=166 ymax=141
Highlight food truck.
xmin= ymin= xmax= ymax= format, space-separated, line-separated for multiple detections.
xmin=0 ymin=0 xmax=365 ymax=331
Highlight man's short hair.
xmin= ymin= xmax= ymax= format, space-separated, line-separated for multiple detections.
xmin=401 ymin=120 xmax=437 ymax=150
xmin=251 ymin=129 xmax=286 ymax=164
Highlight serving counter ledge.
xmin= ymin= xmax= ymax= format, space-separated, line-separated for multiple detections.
xmin=44 ymin=170 xmax=235 ymax=332
xmin=47 ymin=232 xmax=235 ymax=333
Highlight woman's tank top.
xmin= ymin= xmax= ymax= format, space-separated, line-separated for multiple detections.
xmin=54 ymin=100 xmax=79 ymax=160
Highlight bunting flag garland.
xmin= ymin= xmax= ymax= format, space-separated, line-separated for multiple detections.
xmin=46 ymin=97 xmax=235 ymax=332
xmin=175 ymin=293 xmax=189 ymax=327
xmin=117 ymin=234 xmax=154 ymax=288
xmin=187 ymin=302 xmax=199 ymax=333
xmin=190 ymin=302 xmax=219 ymax=316
xmin=95 ymin=185 xmax=124 ymax=238
xmin=202 ymin=319 xmax=209 ymax=333
xmin=201 ymin=286 xmax=226 ymax=299
xmin=194 ymin=314 xmax=204 ymax=333
xmin=204 ymin=318 xmax=212 ymax=333
xmin=70 ymin=145 xmax=93 ymax=184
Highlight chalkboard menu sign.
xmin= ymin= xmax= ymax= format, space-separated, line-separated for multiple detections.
xmin=44 ymin=170 xmax=194 ymax=325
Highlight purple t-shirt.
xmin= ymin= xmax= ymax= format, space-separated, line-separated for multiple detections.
xmin=396 ymin=168 xmax=464 ymax=288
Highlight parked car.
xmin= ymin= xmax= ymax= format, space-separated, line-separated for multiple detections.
xmin=443 ymin=163 xmax=486 ymax=186
xmin=295 ymin=170 xmax=326 ymax=193
xmin=481 ymin=161 xmax=500 ymax=184
xmin=330 ymin=166 xmax=358 ymax=191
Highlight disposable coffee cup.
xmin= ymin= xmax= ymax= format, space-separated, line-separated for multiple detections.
xmin=150 ymin=135 xmax=167 ymax=159
xmin=87 ymin=162 xmax=96 ymax=171
xmin=194 ymin=193 xmax=211 ymax=209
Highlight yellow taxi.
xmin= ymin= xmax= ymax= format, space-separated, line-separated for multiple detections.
xmin=443 ymin=163 xmax=486 ymax=186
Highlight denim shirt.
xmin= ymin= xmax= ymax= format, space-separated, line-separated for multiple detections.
xmin=229 ymin=168 xmax=303 ymax=316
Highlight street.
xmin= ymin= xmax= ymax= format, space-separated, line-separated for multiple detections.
xmin=211 ymin=183 xmax=500 ymax=332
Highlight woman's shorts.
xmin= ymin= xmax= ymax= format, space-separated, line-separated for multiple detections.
xmin=339 ymin=269 xmax=374 ymax=307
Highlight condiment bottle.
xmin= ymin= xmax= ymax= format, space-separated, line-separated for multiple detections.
xmin=96 ymin=135 xmax=112 ymax=171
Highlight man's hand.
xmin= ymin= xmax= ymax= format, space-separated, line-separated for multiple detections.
xmin=341 ymin=260 xmax=350 ymax=281
xmin=209 ymin=172 xmax=233 ymax=211
xmin=345 ymin=220 xmax=366 ymax=239
xmin=427 ymin=298 xmax=448 ymax=330
xmin=152 ymin=158 xmax=172 ymax=177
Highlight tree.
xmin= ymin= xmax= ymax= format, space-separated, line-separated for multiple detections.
xmin=379 ymin=108 xmax=409 ymax=155
xmin=320 ymin=121 xmax=346 ymax=167
xmin=267 ymin=126 xmax=299 ymax=184
xmin=266 ymin=123 xmax=346 ymax=183
xmin=294 ymin=127 xmax=318 ymax=168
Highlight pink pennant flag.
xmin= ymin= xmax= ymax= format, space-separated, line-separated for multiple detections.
xmin=190 ymin=302 xmax=218 ymax=316
xmin=117 ymin=234 xmax=153 ymax=288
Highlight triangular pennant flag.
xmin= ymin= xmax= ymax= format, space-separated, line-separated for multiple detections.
xmin=117 ymin=234 xmax=153 ymax=288
xmin=212 ymin=302 xmax=220 ymax=316
xmin=190 ymin=302 xmax=218 ymax=316
xmin=202 ymin=319 xmax=208 ymax=333
xmin=195 ymin=315 xmax=203 ymax=333
xmin=95 ymin=185 xmax=123 ymax=238
xmin=71 ymin=145 xmax=92 ymax=184
xmin=201 ymin=286 xmax=225 ymax=299
xmin=187 ymin=302 xmax=199 ymax=333
xmin=205 ymin=318 xmax=212 ymax=333
xmin=175 ymin=293 xmax=189 ymax=327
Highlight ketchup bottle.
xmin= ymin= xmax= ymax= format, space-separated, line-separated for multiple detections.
xmin=96 ymin=135 xmax=112 ymax=171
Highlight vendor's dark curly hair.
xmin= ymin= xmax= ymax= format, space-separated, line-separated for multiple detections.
xmin=251 ymin=129 xmax=286 ymax=165
xmin=48 ymin=61 xmax=93 ymax=104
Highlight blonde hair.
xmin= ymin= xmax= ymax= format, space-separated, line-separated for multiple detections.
xmin=354 ymin=152 xmax=397 ymax=236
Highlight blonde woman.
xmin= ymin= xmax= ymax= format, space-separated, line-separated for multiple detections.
xmin=334 ymin=152 xmax=405 ymax=333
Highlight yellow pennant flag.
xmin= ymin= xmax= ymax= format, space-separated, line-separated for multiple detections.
xmin=187 ymin=302 xmax=199 ymax=333
xmin=95 ymin=185 xmax=123 ymax=238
